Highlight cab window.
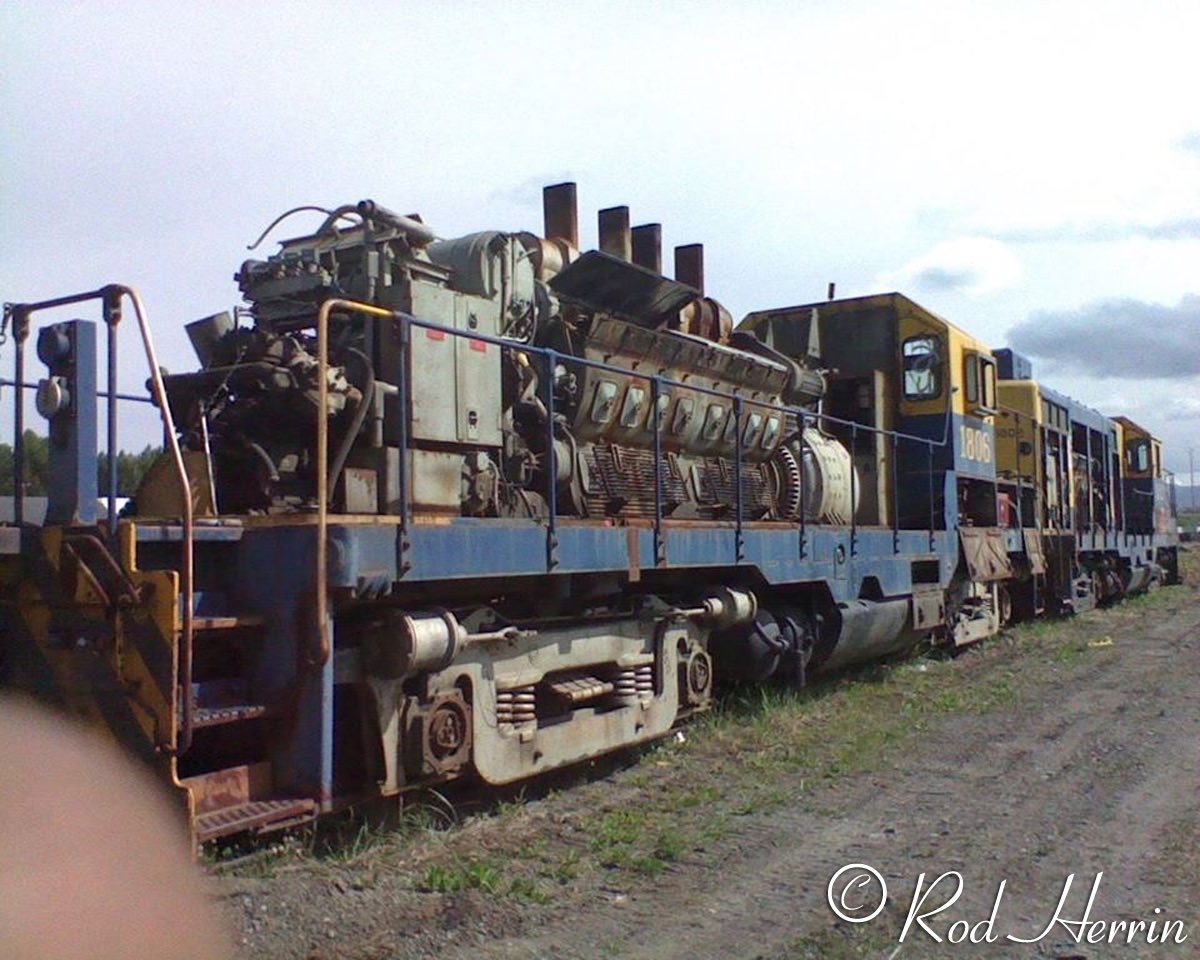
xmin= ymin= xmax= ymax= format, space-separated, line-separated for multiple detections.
xmin=1127 ymin=439 xmax=1150 ymax=472
xmin=962 ymin=353 xmax=996 ymax=413
xmin=964 ymin=355 xmax=979 ymax=403
xmin=981 ymin=358 xmax=996 ymax=410
xmin=903 ymin=334 xmax=942 ymax=399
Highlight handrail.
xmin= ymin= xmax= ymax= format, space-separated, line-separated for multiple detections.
xmin=651 ymin=375 xmax=664 ymax=565
xmin=733 ymin=395 xmax=744 ymax=562
xmin=4 ymin=284 xmax=194 ymax=753
xmin=115 ymin=285 xmax=196 ymax=754
xmin=544 ymin=348 xmax=559 ymax=569
xmin=311 ymin=297 xmax=958 ymax=631
xmin=891 ymin=430 xmax=900 ymax=552
xmin=849 ymin=421 xmax=858 ymax=555
xmin=394 ymin=310 xmax=950 ymax=451
xmin=315 ymin=299 xmax=394 ymax=668
xmin=0 ymin=378 xmax=154 ymax=404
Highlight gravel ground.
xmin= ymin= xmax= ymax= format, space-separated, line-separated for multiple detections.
xmin=219 ymin=550 xmax=1198 ymax=960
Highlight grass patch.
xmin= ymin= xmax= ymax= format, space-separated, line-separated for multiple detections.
xmin=420 ymin=859 xmax=501 ymax=894
xmin=652 ymin=826 xmax=686 ymax=862
xmin=506 ymin=875 xmax=554 ymax=904
xmin=420 ymin=856 xmax=559 ymax=901
xmin=538 ymin=850 xmax=582 ymax=884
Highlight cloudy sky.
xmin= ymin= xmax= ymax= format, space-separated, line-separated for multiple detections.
xmin=2 ymin=0 xmax=1198 ymax=476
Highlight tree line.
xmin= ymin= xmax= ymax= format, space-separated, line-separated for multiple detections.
xmin=0 ymin=431 xmax=160 ymax=496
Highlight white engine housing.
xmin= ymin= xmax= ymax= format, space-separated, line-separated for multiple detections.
xmin=801 ymin=427 xmax=859 ymax=525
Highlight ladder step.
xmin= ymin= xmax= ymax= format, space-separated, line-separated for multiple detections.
xmin=183 ymin=761 xmax=272 ymax=813
xmin=194 ymin=798 xmax=317 ymax=844
xmin=193 ymin=704 xmax=269 ymax=728
xmin=191 ymin=615 xmax=265 ymax=632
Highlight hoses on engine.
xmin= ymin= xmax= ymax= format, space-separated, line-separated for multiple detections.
xmin=245 ymin=205 xmax=358 ymax=252
xmin=326 ymin=347 xmax=376 ymax=503
xmin=243 ymin=441 xmax=280 ymax=484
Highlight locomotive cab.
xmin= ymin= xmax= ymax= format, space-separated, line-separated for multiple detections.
xmin=1116 ymin=416 xmax=1174 ymax=536
xmin=741 ymin=293 xmax=1010 ymax=646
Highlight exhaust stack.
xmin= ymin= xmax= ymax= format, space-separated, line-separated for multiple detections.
xmin=631 ymin=223 xmax=663 ymax=274
xmin=674 ymin=243 xmax=704 ymax=295
xmin=598 ymin=206 xmax=631 ymax=261
xmin=543 ymin=182 xmax=579 ymax=249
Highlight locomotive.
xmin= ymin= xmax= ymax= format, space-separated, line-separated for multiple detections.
xmin=0 ymin=184 xmax=1180 ymax=846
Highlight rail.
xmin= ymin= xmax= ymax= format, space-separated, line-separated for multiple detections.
xmin=313 ymin=298 xmax=954 ymax=639
xmin=0 ymin=378 xmax=155 ymax=406
xmin=3 ymin=285 xmax=195 ymax=753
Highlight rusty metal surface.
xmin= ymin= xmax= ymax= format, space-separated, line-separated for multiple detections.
xmin=1023 ymin=529 xmax=1047 ymax=575
xmin=194 ymin=798 xmax=317 ymax=843
xmin=343 ymin=465 xmax=378 ymax=514
xmin=911 ymin=587 xmax=946 ymax=630
xmin=959 ymin=528 xmax=1014 ymax=581
xmin=184 ymin=761 xmax=273 ymax=814
xmin=418 ymin=689 xmax=472 ymax=776
xmin=625 ymin=526 xmax=641 ymax=581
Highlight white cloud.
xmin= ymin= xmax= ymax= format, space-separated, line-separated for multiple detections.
xmin=1009 ymin=295 xmax=1200 ymax=380
xmin=1179 ymin=130 xmax=1200 ymax=155
xmin=875 ymin=238 xmax=1022 ymax=297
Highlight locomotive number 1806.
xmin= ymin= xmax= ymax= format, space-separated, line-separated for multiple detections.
xmin=960 ymin=424 xmax=993 ymax=464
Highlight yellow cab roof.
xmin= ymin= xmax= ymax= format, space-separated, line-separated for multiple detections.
xmin=743 ymin=291 xmax=993 ymax=355
xmin=997 ymin=378 xmax=1041 ymax=420
xmin=1113 ymin=415 xmax=1157 ymax=443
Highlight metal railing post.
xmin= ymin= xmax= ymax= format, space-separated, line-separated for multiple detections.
xmin=651 ymin=376 xmax=664 ymax=566
xmin=927 ymin=442 xmax=936 ymax=551
xmin=891 ymin=430 xmax=900 ymax=553
xmin=798 ymin=412 xmax=807 ymax=560
xmin=11 ymin=308 xmax=28 ymax=526
xmin=849 ymin=421 xmax=857 ymax=556
xmin=733 ymin=395 xmax=744 ymax=563
xmin=316 ymin=298 xmax=393 ymax=674
xmin=115 ymin=286 xmax=194 ymax=754
xmin=395 ymin=314 xmax=411 ymax=574
xmin=544 ymin=348 xmax=559 ymax=571
xmin=102 ymin=288 xmax=121 ymax=543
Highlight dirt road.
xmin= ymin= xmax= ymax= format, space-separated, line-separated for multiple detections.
xmin=222 ymin=557 xmax=1198 ymax=960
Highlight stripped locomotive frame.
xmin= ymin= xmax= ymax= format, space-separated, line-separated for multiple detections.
xmin=0 ymin=184 xmax=1180 ymax=847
